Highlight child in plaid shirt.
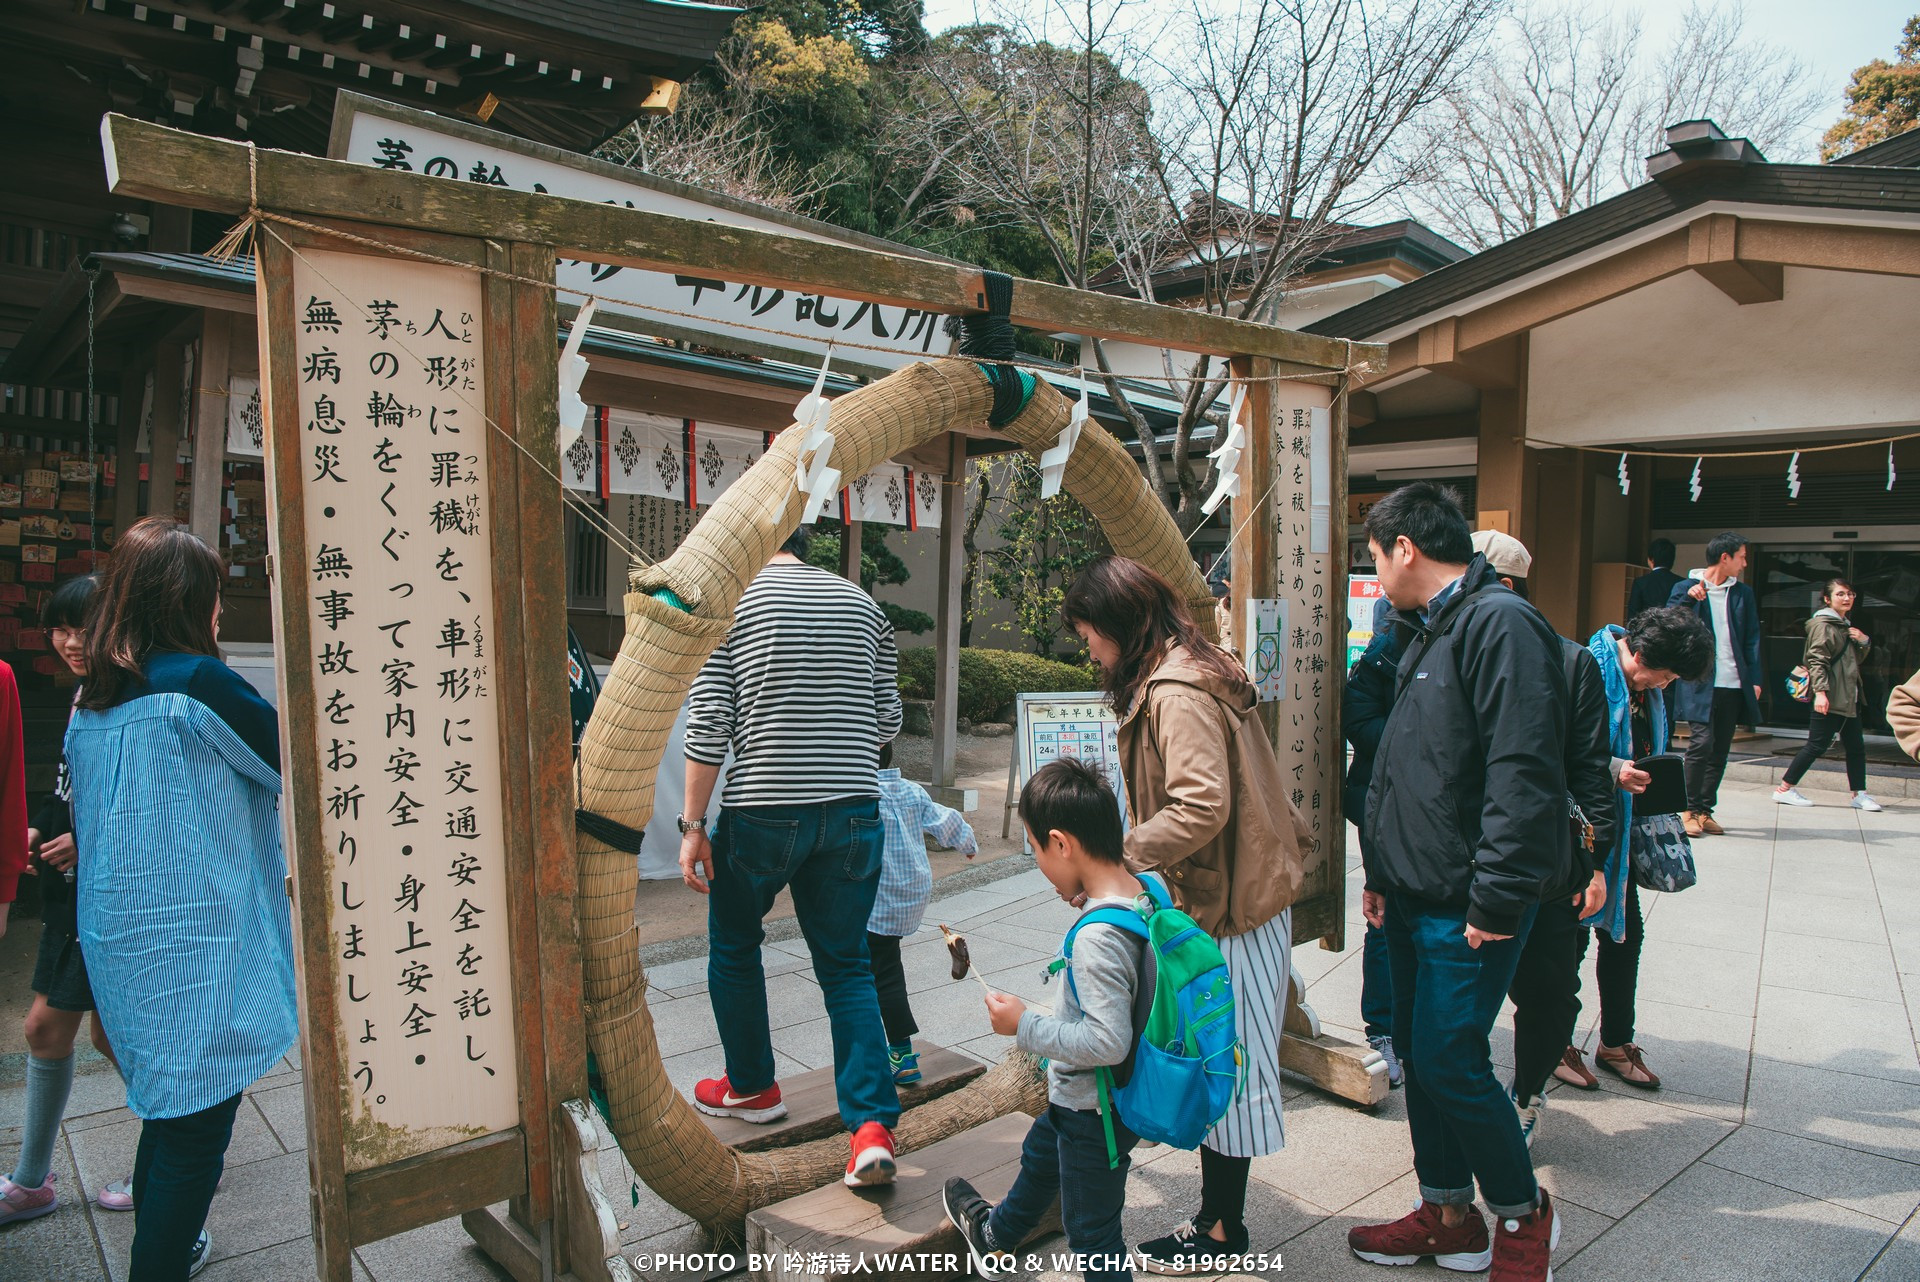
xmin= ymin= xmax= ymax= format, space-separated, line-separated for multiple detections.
xmin=869 ymin=743 xmax=977 ymax=1083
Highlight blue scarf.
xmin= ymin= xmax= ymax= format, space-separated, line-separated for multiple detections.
xmin=1582 ymin=626 xmax=1669 ymax=942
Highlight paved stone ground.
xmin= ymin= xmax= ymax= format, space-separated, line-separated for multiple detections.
xmin=4 ymin=777 xmax=1918 ymax=1280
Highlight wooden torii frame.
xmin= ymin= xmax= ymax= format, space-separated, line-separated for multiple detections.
xmin=100 ymin=112 xmax=1386 ymax=1282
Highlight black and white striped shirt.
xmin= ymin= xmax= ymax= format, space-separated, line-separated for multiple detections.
xmin=686 ymin=561 xmax=904 ymax=807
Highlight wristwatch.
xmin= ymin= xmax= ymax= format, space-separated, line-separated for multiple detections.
xmin=676 ymin=814 xmax=707 ymax=835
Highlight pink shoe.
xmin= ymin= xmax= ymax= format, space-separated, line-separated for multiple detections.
xmin=0 ymin=1171 xmax=58 ymax=1225
xmin=97 ymin=1177 xmax=135 ymax=1211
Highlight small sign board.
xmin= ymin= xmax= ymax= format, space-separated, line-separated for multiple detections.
xmin=1001 ymin=691 xmax=1125 ymax=843
xmin=1245 ymin=597 xmax=1287 ymax=702
xmin=1347 ymin=575 xmax=1382 ymax=671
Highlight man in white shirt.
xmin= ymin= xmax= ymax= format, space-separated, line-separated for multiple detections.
xmin=1666 ymin=533 xmax=1764 ymax=836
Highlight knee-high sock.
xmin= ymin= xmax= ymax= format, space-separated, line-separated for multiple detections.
xmin=10 ymin=1053 xmax=76 ymax=1188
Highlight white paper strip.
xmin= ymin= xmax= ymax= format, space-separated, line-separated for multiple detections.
xmin=1308 ymin=405 xmax=1331 ymax=555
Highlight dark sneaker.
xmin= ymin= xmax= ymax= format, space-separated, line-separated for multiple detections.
xmin=1489 ymin=1191 xmax=1559 ymax=1282
xmin=1138 ymin=1217 xmax=1251 ymax=1274
xmin=1348 ymin=1200 xmax=1491 ymax=1271
xmin=188 ymin=1229 xmax=214 ymax=1278
xmin=944 ymin=1177 xmax=1015 ymax=1278
xmin=692 ymin=1075 xmax=787 ymax=1123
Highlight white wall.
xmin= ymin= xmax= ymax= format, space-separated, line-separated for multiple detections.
xmin=1528 ymin=267 xmax=1920 ymax=447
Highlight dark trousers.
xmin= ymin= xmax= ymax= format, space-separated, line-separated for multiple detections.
xmin=1507 ymin=897 xmax=1584 ymax=1105
xmin=1361 ymin=921 xmax=1392 ymax=1040
xmin=1683 ymin=687 xmax=1745 ymax=815
xmin=866 ymin=931 xmax=918 ymax=1047
xmin=988 ymin=1104 xmax=1141 ymax=1282
xmin=708 ymin=799 xmax=899 ymax=1129
xmin=1385 ymin=893 xmax=1539 ymax=1217
xmin=130 ymin=1092 xmax=243 ymax=1282
xmin=1784 ymin=711 xmax=1867 ymax=791
xmin=1577 ymin=879 xmax=1644 ymax=1048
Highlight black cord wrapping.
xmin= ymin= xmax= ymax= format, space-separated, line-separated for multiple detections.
xmin=945 ymin=270 xmax=1027 ymax=427
xmin=576 ymin=808 xmax=646 ymax=854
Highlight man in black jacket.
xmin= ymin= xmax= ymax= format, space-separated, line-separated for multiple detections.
xmin=1342 ymin=610 xmax=1410 ymax=1088
xmin=1347 ymin=486 xmax=1568 ymax=1281
xmin=1626 ymin=539 xmax=1684 ymax=621
xmin=1466 ymin=531 xmax=1616 ymax=1150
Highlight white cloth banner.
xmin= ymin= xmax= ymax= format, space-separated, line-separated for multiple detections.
xmin=226 ymin=375 xmax=264 ymax=457
xmin=604 ymin=409 xmax=685 ymax=500
xmin=560 ymin=410 xmax=601 ymax=492
xmin=687 ymin=423 xmax=767 ymax=508
xmin=912 ymin=467 xmax=942 ymax=530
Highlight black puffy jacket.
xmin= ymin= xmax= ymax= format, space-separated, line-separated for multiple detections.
xmin=1361 ymin=555 xmax=1576 ymax=935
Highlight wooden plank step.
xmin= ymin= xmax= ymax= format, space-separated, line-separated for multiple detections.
xmin=746 ymin=1111 xmax=1056 ymax=1282
xmin=703 ymin=1044 xmax=984 ymax=1153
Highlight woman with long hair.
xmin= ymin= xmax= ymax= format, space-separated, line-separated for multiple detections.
xmin=2 ymin=576 xmax=138 ymax=1227
xmin=1775 ymin=577 xmax=1881 ymax=811
xmin=66 ymin=518 xmax=294 ymax=1280
xmin=1063 ymin=556 xmax=1307 ymax=1273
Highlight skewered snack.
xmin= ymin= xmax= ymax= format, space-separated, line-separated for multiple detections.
xmin=939 ymin=924 xmax=971 ymax=979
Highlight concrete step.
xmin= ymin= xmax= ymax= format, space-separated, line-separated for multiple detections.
xmin=745 ymin=1110 xmax=1053 ymax=1282
xmin=702 ymin=1043 xmax=984 ymax=1153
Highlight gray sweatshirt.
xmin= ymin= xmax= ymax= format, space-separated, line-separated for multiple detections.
xmin=1016 ymin=904 xmax=1146 ymax=1111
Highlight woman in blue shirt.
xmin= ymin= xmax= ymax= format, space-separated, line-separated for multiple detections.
xmin=67 ymin=517 xmax=295 ymax=1281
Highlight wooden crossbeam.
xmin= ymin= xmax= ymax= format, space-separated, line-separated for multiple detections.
xmin=98 ymin=114 xmax=1377 ymax=371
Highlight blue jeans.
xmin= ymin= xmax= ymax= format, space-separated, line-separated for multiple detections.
xmin=131 ymin=1092 xmax=242 ymax=1282
xmin=708 ymin=799 xmax=899 ymax=1130
xmin=988 ymin=1105 xmax=1141 ymax=1282
xmin=1361 ymin=921 xmax=1392 ymax=1039
xmin=1384 ymin=893 xmax=1539 ymax=1217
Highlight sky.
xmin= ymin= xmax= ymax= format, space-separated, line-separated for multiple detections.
xmin=918 ymin=0 xmax=1913 ymax=159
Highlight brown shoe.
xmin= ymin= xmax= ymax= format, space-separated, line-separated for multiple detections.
xmin=1682 ymin=811 xmax=1705 ymax=837
xmin=1551 ymin=1046 xmax=1598 ymax=1090
xmin=1698 ymin=813 xmax=1724 ymax=835
xmin=1597 ymin=1042 xmax=1661 ymax=1089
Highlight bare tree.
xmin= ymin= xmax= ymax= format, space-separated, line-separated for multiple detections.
xmin=890 ymin=0 xmax=1497 ymax=531
xmin=1406 ymin=2 xmax=1828 ymax=251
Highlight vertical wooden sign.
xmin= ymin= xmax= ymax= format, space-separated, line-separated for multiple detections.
xmin=257 ymin=222 xmax=590 ymax=1280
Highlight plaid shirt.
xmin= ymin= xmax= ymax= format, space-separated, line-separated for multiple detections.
xmin=868 ymin=768 xmax=977 ymax=937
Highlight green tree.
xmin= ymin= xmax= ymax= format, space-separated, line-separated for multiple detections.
xmin=979 ymin=455 xmax=1109 ymax=656
xmin=1822 ymin=17 xmax=1920 ymax=160
xmin=800 ymin=521 xmax=935 ymax=634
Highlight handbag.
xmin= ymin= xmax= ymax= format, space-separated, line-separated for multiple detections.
xmin=1785 ymin=665 xmax=1812 ymax=703
xmin=1629 ymin=812 xmax=1696 ymax=893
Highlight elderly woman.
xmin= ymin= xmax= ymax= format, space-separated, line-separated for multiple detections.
xmin=1063 ymin=556 xmax=1306 ymax=1273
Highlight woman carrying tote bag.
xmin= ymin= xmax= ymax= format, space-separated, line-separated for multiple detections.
xmin=1775 ymin=578 xmax=1880 ymax=811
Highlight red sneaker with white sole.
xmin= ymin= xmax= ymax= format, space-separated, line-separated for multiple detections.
xmin=1348 ymin=1199 xmax=1491 ymax=1271
xmin=1489 ymin=1190 xmax=1559 ymax=1282
xmin=693 ymin=1075 xmax=787 ymax=1123
xmin=844 ymin=1121 xmax=897 ymax=1187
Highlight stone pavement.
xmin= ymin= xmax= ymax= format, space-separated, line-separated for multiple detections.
xmin=4 ymin=778 xmax=1918 ymax=1280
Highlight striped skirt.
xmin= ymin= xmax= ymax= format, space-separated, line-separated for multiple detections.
xmin=1207 ymin=908 xmax=1292 ymax=1158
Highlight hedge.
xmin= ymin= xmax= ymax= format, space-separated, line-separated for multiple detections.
xmin=896 ymin=647 xmax=1101 ymax=724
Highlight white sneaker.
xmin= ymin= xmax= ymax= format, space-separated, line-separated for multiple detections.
xmin=1774 ymin=787 xmax=1813 ymax=807
xmin=1515 ymin=1095 xmax=1544 ymax=1148
xmin=1852 ymin=792 xmax=1884 ymax=812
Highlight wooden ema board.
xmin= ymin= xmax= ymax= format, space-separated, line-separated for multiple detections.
xmin=703 ymin=1045 xmax=985 ymax=1152
xmin=999 ymin=692 xmax=1124 ymax=841
xmin=258 ymin=221 xmax=593 ymax=1277
xmin=745 ymin=1112 xmax=1058 ymax=1282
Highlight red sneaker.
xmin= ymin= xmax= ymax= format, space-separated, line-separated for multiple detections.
xmin=692 ymin=1075 xmax=787 ymax=1123
xmin=1490 ymin=1190 xmax=1559 ymax=1282
xmin=1348 ymin=1200 xmax=1491 ymax=1271
xmin=844 ymin=1121 xmax=897 ymax=1187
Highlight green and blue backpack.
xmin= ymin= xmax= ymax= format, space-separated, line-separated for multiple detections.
xmin=1058 ymin=871 xmax=1244 ymax=1166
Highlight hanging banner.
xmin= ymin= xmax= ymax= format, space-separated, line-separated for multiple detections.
xmin=602 ymin=409 xmax=684 ymax=500
xmin=226 ymin=374 xmax=265 ymax=457
xmin=687 ymin=422 xmax=767 ymax=508
xmin=560 ymin=408 xmax=601 ymax=492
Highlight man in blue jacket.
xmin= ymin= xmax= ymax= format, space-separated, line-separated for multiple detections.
xmin=1666 ymin=532 xmax=1763 ymax=837
xmin=1347 ymin=484 xmax=1570 ymax=1281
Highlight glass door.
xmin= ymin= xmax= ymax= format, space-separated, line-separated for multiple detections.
xmin=1754 ymin=545 xmax=1920 ymax=734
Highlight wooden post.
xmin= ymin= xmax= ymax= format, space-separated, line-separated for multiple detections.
xmin=189 ymin=311 xmax=233 ymax=547
xmin=1232 ymin=357 xmax=1279 ymax=741
xmin=114 ymin=361 xmax=147 ymax=534
xmin=929 ymin=433 xmax=966 ymax=797
xmin=149 ymin=342 xmax=185 ymax=521
xmin=840 ymin=519 xmax=862 ymax=584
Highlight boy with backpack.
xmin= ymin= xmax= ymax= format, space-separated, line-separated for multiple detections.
xmin=944 ymin=758 xmax=1241 ymax=1282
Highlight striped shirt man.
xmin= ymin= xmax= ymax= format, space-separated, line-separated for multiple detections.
xmin=686 ymin=561 xmax=904 ymax=807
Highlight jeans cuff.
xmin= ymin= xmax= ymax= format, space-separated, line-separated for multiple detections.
xmin=1485 ymin=1191 xmax=1540 ymax=1220
xmin=1418 ymin=1182 xmax=1476 ymax=1207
